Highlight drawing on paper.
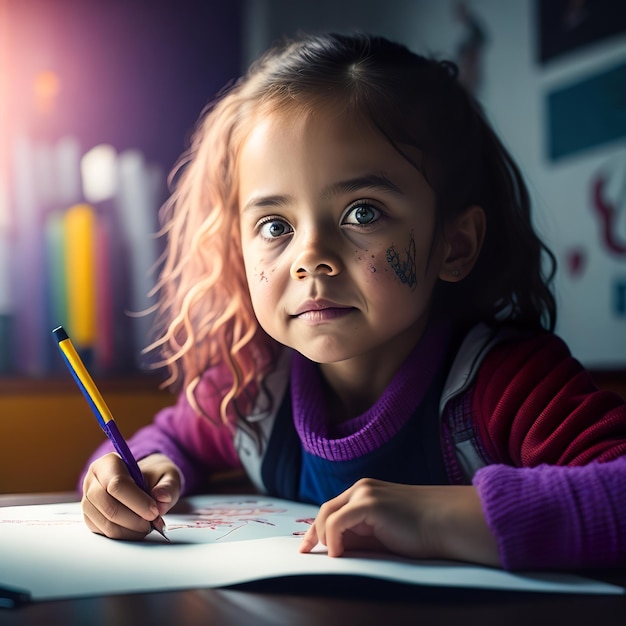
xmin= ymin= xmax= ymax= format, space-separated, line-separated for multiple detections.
xmin=0 ymin=497 xmax=318 ymax=544
xmin=0 ymin=518 xmax=82 ymax=528
xmin=166 ymin=499 xmax=314 ymax=540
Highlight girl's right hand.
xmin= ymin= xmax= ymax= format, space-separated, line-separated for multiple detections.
xmin=81 ymin=452 xmax=182 ymax=540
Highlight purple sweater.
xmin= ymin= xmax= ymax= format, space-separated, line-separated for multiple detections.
xmin=82 ymin=329 xmax=626 ymax=571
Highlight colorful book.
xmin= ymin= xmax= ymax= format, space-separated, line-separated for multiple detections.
xmin=64 ymin=203 xmax=96 ymax=351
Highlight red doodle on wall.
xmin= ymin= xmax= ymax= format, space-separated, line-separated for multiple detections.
xmin=592 ymin=174 xmax=626 ymax=256
xmin=565 ymin=247 xmax=587 ymax=278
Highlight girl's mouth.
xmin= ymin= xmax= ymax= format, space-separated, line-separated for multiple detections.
xmin=295 ymin=307 xmax=355 ymax=323
xmin=291 ymin=299 xmax=356 ymax=323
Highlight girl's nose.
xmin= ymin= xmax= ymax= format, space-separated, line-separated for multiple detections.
xmin=290 ymin=233 xmax=341 ymax=280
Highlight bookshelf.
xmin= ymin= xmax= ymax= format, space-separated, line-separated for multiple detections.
xmin=0 ymin=0 xmax=243 ymax=378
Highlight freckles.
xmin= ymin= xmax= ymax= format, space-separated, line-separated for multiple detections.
xmin=252 ymin=262 xmax=268 ymax=283
xmin=254 ymin=264 xmax=277 ymax=283
xmin=354 ymin=249 xmax=370 ymax=272
xmin=354 ymin=250 xmax=386 ymax=277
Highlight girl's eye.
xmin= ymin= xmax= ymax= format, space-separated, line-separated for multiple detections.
xmin=343 ymin=202 xmax=381 ymax=226
xmin=258 ymin=217 xmax=293 ymax=239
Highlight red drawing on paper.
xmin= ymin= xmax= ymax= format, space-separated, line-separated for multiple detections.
xmin=0 ymin=519 xmax=81 ymax=527
xmin=0 ymin=499 xmax=317 ymax=540
xmin=292 ymin=518 xmax=316 ymax=536
xmin=166 ymin=500 xmax=313 ymax=539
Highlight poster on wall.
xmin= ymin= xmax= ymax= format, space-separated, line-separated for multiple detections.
xmin=536 ymin=0 xmax=626 ymax=64
xmin=546 ymin=61 xmax=626 ymax=161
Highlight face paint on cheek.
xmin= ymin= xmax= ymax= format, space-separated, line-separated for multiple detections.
xmin=386 ymin=231 xmax=417 ymax=290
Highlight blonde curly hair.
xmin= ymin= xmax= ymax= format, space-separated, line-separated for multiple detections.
xmin=149 ymin=75 xmax=279 ymax=423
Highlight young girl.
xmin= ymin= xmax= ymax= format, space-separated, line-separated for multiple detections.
xmin=81 ymin=32 xmax=626 ymax=571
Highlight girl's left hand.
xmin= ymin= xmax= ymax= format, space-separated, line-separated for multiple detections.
xmin=299 ymin=478 xmax=500 ymax=567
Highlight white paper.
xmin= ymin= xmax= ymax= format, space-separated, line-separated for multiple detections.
xmin=0 ymin=496 xmax=622 ymax=601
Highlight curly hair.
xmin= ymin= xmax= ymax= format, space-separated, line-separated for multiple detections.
xmin=149 ymin=32 xmax=557 ymax=422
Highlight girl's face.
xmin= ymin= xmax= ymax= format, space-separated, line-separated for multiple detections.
xmin=238 ymin=107 xmax=447 ymax=369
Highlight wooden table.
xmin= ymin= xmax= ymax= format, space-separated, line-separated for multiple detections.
xmin=1 ymin=493 xmax=625 ymax=626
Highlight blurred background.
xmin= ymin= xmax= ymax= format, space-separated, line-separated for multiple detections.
xmin=1 ymin=0 xmax=625 ymax=380
xmin=0 ymin=0 xmax=242 ymax=377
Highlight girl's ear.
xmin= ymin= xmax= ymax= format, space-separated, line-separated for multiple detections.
xmin=439 ymin=205 xmax=485 ymax=282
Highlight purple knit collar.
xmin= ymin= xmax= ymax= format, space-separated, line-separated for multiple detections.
xmin=291 ymin=323 xmax=451 ymax=461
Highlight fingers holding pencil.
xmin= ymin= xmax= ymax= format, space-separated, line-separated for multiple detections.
xmin=53 ymin=326 xmax=179 ymax=542
xmin=138 ymin=453 xmax=183 ymax=517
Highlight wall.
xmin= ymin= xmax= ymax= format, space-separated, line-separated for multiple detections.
xmin=242 ymin=0 xmax=626 ymax=369
xmin=405 ymin=0 xmax=626 ymax=367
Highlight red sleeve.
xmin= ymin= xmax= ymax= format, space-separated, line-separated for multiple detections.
xmin=472 ymin=332 xmax=626 ymax=467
